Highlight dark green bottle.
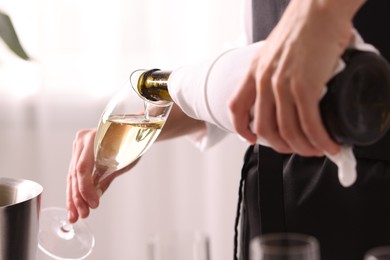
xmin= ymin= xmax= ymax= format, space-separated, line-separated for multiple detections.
xmin=137 ymin=69 xmax=173 ymax=102
xmin=320 ymin=49 xmax=390 ymax=145
xmin=136 ymin=49 xmax=390 ymax=146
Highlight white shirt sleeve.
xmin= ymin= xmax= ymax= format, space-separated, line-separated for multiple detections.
xmin=186 ymin=122 xmax=230 ymax=151
xmin=168 ymin=28 xmax=379 ymax=188
xmin=166 ymin=0 xmax=252 ymax=150
xmin=168 ymin=41 xmax=265 ymax=150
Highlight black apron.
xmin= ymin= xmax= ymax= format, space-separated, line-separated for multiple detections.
xmin=237 ymin=1 xmax=390 ymax=260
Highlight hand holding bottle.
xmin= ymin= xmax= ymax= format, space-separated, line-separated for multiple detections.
xmin=228 ymin=0 xmax=365 ymax=157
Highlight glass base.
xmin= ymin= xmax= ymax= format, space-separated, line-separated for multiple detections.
xmin=38 ymin=207 xmax=95 ymax=260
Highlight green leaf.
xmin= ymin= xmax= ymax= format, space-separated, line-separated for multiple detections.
xmin=0 ymin=10 xmax=29 ymax=60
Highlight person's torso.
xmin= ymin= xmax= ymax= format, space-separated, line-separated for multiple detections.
xmin=241 ymin=1 xmax=390 ymax=260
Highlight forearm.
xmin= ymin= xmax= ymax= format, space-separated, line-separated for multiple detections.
xmin=157 ymin=104 xmax=206 ymax=141
xmin=283 ymin=0 xmax=366 ymax=38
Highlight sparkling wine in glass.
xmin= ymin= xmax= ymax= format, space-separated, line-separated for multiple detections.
xmin=38 ymin=71 xmax=173 ymax=259
xmin=250 ymin=233 xmax=320 ymax=260
xmin=93 ymin=70 xmax=172 ymax=182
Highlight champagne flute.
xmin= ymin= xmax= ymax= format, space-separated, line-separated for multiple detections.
xmin=38 ymin=71 xmax=173 ymax=259
xmin=365 ymin=246 xmax=390 ymax=260
xmin=147 ymin=231 xmax=211 ymax=260
xmin=250 ymin=233 xmax=320 ymax=260
xmin=93 ymin=69 xmax=173 ymax=183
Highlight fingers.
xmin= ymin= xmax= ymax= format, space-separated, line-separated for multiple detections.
xmin=229 ymin=70 xmax=257 ymax=144
xmin=252 ymin=81 xmax=293 ymax=153
xmin=229 ymin=54 xmax=296 ymax=154
xmin=66 ymin=129 xmax=141 ymax=223
xmin=77 ymin=135 xmax=100 ymax=208
xmin=274 ymin=47 xmax=339 ymax=156
xmin=67 ymin=138 xmax=83 ymax=223
xmin=253 ymin=74 xmax=339 ymax=156
xmin=293 ymin=90 xmax=340 ymax=155
xmin=271 ymin=68 xmax=322 ymax=156
xmin=230 ymin=54 xmax=340 ymax=157
xmin=66 ymin=169 xmax=78 ymax=223
xmin=274 ymin=93 xmax=323 ymax=156
xmin=66 ymin=129 xmax=98 ymax=223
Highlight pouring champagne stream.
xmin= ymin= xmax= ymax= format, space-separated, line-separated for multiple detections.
xmin=38 ymin=70 xmax=173 ymax=259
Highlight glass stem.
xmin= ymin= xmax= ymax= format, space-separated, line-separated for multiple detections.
xmin=58 ymin=220 xmax=76 ymax=240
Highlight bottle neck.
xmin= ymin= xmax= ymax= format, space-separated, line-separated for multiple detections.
xmin=137 ymin=69 xmax=173 ymax=102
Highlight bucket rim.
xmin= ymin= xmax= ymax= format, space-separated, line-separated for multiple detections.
xmin=0 ymin=177 xmax=43 ymax=208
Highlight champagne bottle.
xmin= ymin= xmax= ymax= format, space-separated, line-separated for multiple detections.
xmin=135 ymin=45 xmax=390 ymax=146
xmin=320 ymin=48 xmax=390 ymax=145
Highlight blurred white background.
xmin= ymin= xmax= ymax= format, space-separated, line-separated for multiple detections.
xmin=0 ymin=0 xmax=249 ymax=259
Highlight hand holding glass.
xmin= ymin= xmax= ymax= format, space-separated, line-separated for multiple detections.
xmin=38 ymin=71 xmax=173 ymax=259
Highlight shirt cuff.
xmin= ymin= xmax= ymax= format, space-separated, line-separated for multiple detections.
xmin=187 ymin=122 xmax=229 ymax=151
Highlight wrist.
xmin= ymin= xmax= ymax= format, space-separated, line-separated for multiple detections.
xmin=318 ymin=0 xmax=366 ymax=20
xmin=300 ymin=0 xmax=366 ymax=48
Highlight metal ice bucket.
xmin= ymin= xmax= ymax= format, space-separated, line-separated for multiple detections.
xmin=0 ymin=177 xmax=43 ymax=260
